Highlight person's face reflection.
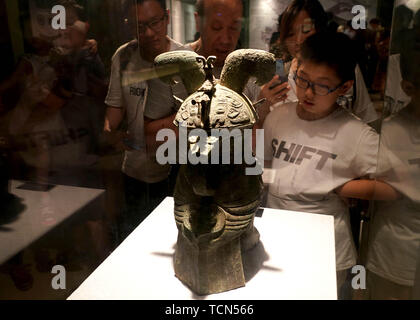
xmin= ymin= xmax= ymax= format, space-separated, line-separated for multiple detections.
xmin=134 ymin=0 xmax=169 ymax=60
xmin=196 ymin=0 xmax=243 ymax=67
xmin=65 ymin=7 xmax=79 ymax=27
xmin=284 ymin=10 xmax=316 ymax=58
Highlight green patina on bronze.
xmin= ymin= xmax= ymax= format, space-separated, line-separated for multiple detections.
xmin=154 ymin=49 xmax=275 ymax=295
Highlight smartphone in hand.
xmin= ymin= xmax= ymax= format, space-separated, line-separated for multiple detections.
xmin=269 ymin=59 xmax=288 ymax=89
xmin=276 ymin=59 xmax=288 ymax=82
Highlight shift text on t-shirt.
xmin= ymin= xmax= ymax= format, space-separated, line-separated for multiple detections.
xmin=271 ymin=139 xmax=337 ymax=170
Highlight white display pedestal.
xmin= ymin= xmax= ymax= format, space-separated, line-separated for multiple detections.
xmin=0 ymin=180 xmax=105 ymax=264
xmin=68 ymin=197 xmax=337 ymax=300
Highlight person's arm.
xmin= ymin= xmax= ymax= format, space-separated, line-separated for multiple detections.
xmin=104 ymin=106 xmax=124 ymax=132
xmin=102 ymin=46 xmax=127 ymax=149
xmin=335 ymin=179 xmax=401 ymax=201
xmin=103 ymin=106 xmax=130 ymax=150
xmin=144 ymin=113 xmax=178 ymax=152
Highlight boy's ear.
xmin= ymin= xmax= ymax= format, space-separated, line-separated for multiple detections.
xmin=337 ymin=80 xmax=353 ymax=95
xmin=401 ymin=79 xmax=416 ymax=96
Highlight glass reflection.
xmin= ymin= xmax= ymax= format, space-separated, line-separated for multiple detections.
xmin=366 ymin=7 xmax=420 ymax=299
xmin=1 ymin=0 xmax=419 ymax=301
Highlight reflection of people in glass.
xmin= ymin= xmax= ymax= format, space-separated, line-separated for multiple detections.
xmin=365 ymin=46 xmax=420 ymax=300
xmin=54 ymin=19 xmax=106 ymax=164
xmin=371 ymin=29 xmax=390 ymax=98
xmin=4 ymin=37 xmax=59 ymax=185
xmin=384 ymin=10 xmax=420 ymax=116
xmin=261 ymin=0 xmax=378 ymax=127
xmin=390 ymin=4 xmax=413 ymax=54
xmin=1 ymin=0 xmax=102 ymax=183
xmin=103 ymin=0 xmax=185 ymax=238
xmin=188 ymin=0 xmax=290 ymax=124
xmin=263 ymin=32 xmax=379 ymax=299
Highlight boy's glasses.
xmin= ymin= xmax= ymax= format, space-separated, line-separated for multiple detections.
xmin=136 ymin=14 xmax=167 ymax=34
xmin=294 ymin=73 xmax=344 ymax=96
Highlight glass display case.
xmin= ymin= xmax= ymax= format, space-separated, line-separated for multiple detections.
xmin=0 ymin=0 xmax=419 ymax=300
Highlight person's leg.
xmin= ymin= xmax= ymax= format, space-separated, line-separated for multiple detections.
xmin=147 ymin=178 xmax=169 ymax=214
xmin=102 ymin=155 xmax=125 ymax=246
xmin=120 ymin=175 xmax=169 ymax=239
xmin=337 ymin=268 xmax=353 ymax=300
xmin=120 ymin=174 xmax=149 ymax=239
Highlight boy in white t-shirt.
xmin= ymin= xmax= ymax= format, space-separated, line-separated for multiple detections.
xmin=263 ymin=32 xmax=380 ymax=299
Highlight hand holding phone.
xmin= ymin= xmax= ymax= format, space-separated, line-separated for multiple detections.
xmin=275 ymin=59 xmax=288 ymax=82
xmin=258 ymin=59 xmax=291 ymax=107
xmin=269 ymin=59 xmax=288 ymax=89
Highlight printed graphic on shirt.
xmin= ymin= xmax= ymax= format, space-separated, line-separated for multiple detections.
xmin=271 ymin=139 xmax=337 ymax=171
xmin=130 ymin=86 xmax=145 ymax=97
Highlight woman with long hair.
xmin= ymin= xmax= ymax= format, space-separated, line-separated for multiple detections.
xmin=259 ymin=0 xmax=378 ymax=127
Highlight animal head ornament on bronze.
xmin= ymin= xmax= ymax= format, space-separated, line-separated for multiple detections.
xmin=154 ymin=49 xmax=275 ymax=295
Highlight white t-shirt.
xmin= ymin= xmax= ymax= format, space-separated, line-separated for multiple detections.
xmin=384 ymin=54 xmax=411 ymax=115
xmin=263 ymin=103 xmax=379 ymax=270
xmin=366 ymin=107 xmax=420 ymax=286
xmin=105 ymin=38 xmax=185 ymax=183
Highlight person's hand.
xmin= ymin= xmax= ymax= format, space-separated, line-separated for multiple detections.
xmin=85 ymin=39 xmax=98 ymax=54
xmin=259 ymin=75 xmax=290 ymax=105
xmin=103 ymin=130 xmax=133 ymax=152
xmin=255 ymin=76 xmax=290 ymax=127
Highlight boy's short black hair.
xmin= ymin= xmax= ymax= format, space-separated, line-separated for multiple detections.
xmin=299 ymin=31 xmax=356 ymax=82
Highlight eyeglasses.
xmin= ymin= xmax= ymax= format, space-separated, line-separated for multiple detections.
xmin=294 ymin=73 xmax=344 ymax=96
xmin=136 ymin=14 xmax=166 ymax=34
xmin=285 ymin=19 xmax=314 ymax=40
